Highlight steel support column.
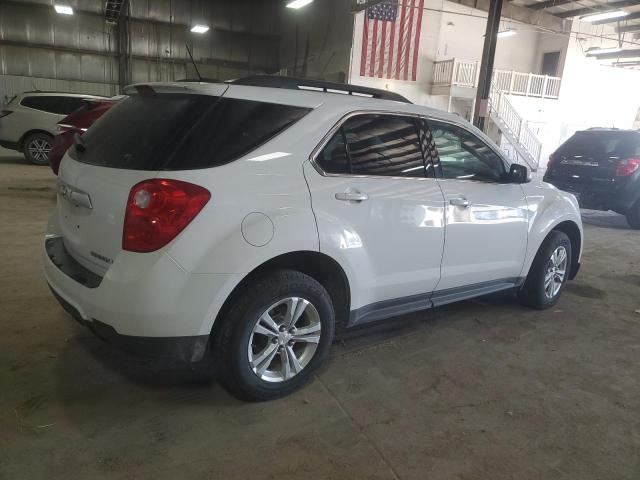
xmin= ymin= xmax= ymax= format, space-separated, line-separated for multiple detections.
xmin=473 ymin=0 xmax=503 ymax=130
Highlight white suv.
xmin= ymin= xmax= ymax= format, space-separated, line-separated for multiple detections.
xmin=43 ymin=77 xmax=583 ymax=400
xmin=0 ymin=91 xmax=104 ymax=165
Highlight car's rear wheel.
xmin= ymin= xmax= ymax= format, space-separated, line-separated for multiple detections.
xmin=625 ymin=202 xmax=640 ymax=229
xmin=214 ymin=270 xmax=335 ymax=401
xmin=23 ymin=132 xmax=53 ymax=166
xmin=518 ymin=230 xmax=572 ymax=310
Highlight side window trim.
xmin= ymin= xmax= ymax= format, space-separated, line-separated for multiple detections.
xmin=340 ymin=126 xmax=354 ymax=175
xmin=424 ymin=116 xmax=510 ymax=184
xmin=311 ymin=110 xmax=433 ymax=180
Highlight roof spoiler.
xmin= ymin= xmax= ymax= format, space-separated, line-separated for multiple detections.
xmin=229 ymin=75 xmax=412 ymax=104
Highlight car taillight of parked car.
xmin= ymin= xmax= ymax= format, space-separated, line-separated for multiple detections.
xmin=123 ymin=179 xmax=211 ymax=253
xmin=0 ymin=110 xmax=13 ymax=118
xmin=615 ymin=158 xmax=640 ymax=177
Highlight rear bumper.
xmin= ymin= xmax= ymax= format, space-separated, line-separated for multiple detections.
xmin=43 ymin=215 xmax=242 ymax=362
xmin=49 ymin=287 xmax=209 ymax=362
xmin=544 ymin=175 xmax=639 ymax=213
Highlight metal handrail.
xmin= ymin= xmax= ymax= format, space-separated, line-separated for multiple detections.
xmin=432 ymin=59 xmax=561 ymax=99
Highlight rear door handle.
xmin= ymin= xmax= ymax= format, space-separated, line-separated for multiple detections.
xmin=335 ymin=191 xmax=369 ymax=202
xmin=449 ymin=196 xmax=469 ymax=208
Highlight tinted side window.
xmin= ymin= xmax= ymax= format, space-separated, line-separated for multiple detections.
xmin=317 ymin=130 xmax=350 ymax=174
xmin=20 ymin=96 xmax=64 ymax=114
xmin=343 ymin=114 xmax=425 ymax=178
xmin=417 ymin=119 xmax=440 ymax=178
xmin=428 ymin=120 xmax=505 ymax=182
xmin=60 ymin=97 xmax=86 ymax=115
xmin=71 ymin=94 xmax=311 ymax=170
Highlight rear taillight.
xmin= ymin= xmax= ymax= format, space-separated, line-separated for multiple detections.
xmin=615 ymin=158 xmax=640 ymax=177
xmin=0 ymin=110 xmax=13 ymax=118
xmin=123 ymin=179 xmax=211 ymax=252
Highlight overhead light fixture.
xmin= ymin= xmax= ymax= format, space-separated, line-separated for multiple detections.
xmin=54 ymin=4 xmax=74 ymax=15
xmin=497 ymin=29 xmax=517 ymax=38
xmin=586 ymin=46 xmax=622 ymax=55
xmin=190 ymin=25 xmax=209 ymax=34
xmin=286 ymin=0 xmax=314 ymax=9
xmin=582 ymin=10 xmax=629 ymax=22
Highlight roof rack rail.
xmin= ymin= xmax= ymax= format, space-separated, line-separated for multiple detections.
xmin=229 ymin=75 xmax=412 ymax=104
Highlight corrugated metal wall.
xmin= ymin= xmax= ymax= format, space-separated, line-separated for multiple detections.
xmin=0 ymin=74 xmax=117 ymax=108
xmin=0 ymin=0 xmax=282 ymax=96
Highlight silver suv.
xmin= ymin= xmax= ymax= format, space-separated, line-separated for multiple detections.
xmin=0 ymin=91 xmax=104 ymax=165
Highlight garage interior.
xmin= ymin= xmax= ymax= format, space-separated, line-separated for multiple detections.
xmin=2 ymin=0 xmax=640 ymax=479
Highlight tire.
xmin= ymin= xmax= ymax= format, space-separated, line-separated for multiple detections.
xmin=518 ymin=230 xmax=572 ymax=310
xmin=625 ymin=202 xmax=640 ymax=229
xmin=214 ymin=270 xmax=335 ymax=401
xmin=23 ymin=132 xmax=53 ymax=166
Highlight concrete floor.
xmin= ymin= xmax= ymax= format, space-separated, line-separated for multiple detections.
xmin=2 ymin=149 xmax=640 ymax=480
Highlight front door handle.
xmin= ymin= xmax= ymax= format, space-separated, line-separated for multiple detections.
xmin=335 ymin=191 xmax=369 ymax=202
xmin=449 ymin=196 xmax=469 ymax=208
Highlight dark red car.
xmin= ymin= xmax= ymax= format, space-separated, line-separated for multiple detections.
xmin=49 ymin=97 xmax=121 ymax=175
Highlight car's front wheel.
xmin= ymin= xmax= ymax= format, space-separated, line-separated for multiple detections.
xmin=214 ymin=270 xmax=335 ymax=401
xmin=23 ymin=132 xmax=53 ymax=166
xmin=518 ymin=230 xmax=572 ymax=310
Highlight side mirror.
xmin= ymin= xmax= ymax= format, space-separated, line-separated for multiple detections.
xmin=507 ymin=163 xmax=530 ymax=184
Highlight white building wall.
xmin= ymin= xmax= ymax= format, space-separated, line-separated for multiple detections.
xmin=349 ymin=0 xmax=566 ymax=109
xmin=435 ymin=2 xmax=541 ymax=73
xmin=512 ymin=21 xmax=640 ymax=169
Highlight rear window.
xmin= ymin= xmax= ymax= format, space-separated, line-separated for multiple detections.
xmin=69 ymin=94 xmax=311 ymax=170
xmin=557 ymin=131 xmax=640 ymax=158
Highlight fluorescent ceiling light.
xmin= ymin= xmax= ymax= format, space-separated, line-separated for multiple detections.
xmin=587 ymin=46 xmax=622 ymax=55
xmin=190 ymin=25 xmax=209 ymax=34
xmin=497 ymin=29 xmax=517 ymax=38
xmin=582 ymin=10 xmax=629 ymax=22
xmin=286 ymin=0 xmax=314 ymax=9
xmin=54 ymin=4 xmax=73 ymax=15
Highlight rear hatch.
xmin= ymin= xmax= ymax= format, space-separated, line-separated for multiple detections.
xmin=55 ymin=83 xmax=312 ymax=275
xmin=546 ymin=130 xmax=640 ymax=190
xmin=56 ymin=83 xmax=229 ymax=275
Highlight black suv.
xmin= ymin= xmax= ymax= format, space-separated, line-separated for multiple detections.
xmin=544 ymin=129 xmax=640 ymax=229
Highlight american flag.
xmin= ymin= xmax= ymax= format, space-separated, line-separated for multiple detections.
xmin=359 ymin=0 xmax=425 ymax=82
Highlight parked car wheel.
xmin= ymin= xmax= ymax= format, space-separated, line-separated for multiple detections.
xmin=625 ymin=202 xmax=640 ymax=230
xmin=215 ymin=270 xmax=335 ymax=401
xmin=23 ymin=132 xmax=53 ymax=166
xmin=518 ymin=230 xmax=572 ymax=310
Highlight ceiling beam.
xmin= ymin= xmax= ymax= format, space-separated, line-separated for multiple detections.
xmin=525 ymin=0 xmax=574 ymax=11
xmin=556 ymin=0 xmax=640 ymax=18
xmin=616 ymin=23 xmax=640 ymax=32
xmin=589 ymin=48 xmax=640 ymax=59
xmin=591 ymin=10 xmax=640 ymax=24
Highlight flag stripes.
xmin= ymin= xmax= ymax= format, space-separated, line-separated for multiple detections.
xmin=359 ymin=0 xmax=424 ymax=82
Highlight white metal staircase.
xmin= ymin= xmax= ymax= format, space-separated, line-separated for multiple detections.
xmin=487 ymin=90 xmax=542 ymax=171
xmin=432 ymin=58 xmax=561 ymax=171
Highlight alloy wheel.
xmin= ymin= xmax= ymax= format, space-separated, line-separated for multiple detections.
xmin=248 ymin=297 xmax=321 ymax=383
xmin=28 ymin=138 xmax=52 ymax=163
xmin=544 ymin=246 xmax=567 ymax=299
